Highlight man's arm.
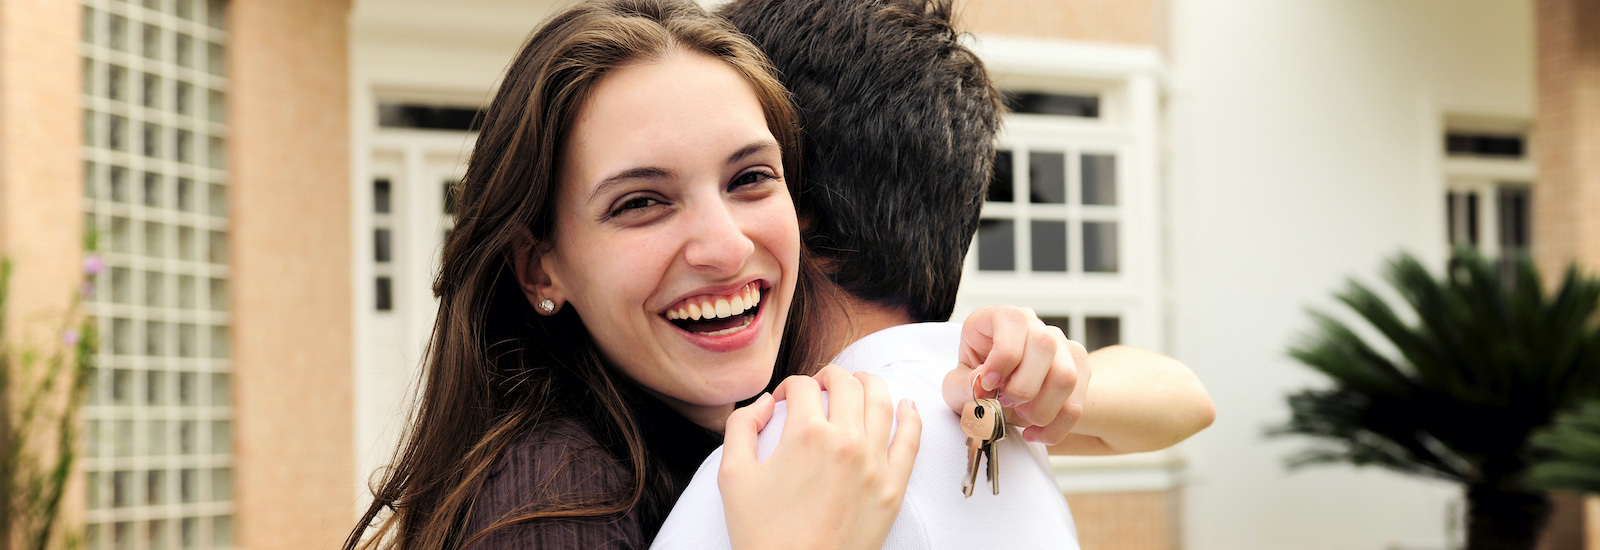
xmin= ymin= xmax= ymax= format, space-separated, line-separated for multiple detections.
xmin=1038 ymin=345 xmax=1214 ymax=454
xmin=947 ymin=306 xmax=1214 ymax=454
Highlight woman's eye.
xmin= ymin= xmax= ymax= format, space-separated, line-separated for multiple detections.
xmin=612 ymin=196 xmax=661 ymax=215
xmin=730 ymin=170 xmax=777 ymax=190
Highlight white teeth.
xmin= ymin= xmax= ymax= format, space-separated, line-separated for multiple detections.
xmin=666 ymin=283 xmax=764 ymax=321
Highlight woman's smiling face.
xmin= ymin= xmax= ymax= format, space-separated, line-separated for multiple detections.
xmin=536 ymin=50 xmax=799 ymax=430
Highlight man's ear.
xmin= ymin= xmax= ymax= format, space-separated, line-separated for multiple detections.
xmin=510 ymin=233 xmax=563 ymax=314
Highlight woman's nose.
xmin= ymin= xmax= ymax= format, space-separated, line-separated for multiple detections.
xmin=682 ymin=201 xmax=756 ymax=273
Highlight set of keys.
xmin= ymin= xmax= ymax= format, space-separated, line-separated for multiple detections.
xmin=959 ymin=378 xmax=1005 ymax=497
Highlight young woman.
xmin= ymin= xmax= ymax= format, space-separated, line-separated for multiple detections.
xmin=345 ymin=2 xmax=927 ymax=548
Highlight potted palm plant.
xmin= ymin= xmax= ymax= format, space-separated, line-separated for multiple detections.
xmin=1273 ymin=249 xmax=1600 ymax=550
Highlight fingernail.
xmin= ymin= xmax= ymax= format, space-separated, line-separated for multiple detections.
xmin=908 ymin=399 xmax=918 ymax=412
xmin=1023 ymin=433 xmax=1037 ymax=443
xmin=981 ymin=371 xmax=1001 ymax=391
xmin=997 ymin=394 xmax=1017 ymax=408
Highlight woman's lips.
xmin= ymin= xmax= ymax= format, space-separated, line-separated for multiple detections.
xmin=662 ymin=282 xmax=768 ymax=352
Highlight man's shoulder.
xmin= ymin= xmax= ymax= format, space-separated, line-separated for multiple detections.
xmin=833 ymin=321 xmax=962 ymax=378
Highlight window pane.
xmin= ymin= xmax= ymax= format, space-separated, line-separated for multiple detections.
xmin=109 ymin=65 xmax=127 ymax=101
xmin=374 ymin=229 xmax=392 ymax=263
xmin=1446 ymin=132 xmax=1525 ymax=159
xmin=1028 ymin=151 xmax=1066 ymax=204
xmin=1081 ymin=153 xmax=1117 ymax=205
xmin=1003 ymin=91 xmax=1100 ymax=118
xmin=142 ymin=72 xmax=160 ymax=108
xmin=375 ymin=277 xmax=393 ymax=311
xmin=143 ymin=172 xmax=162 ymax=207
xmin=1498 ymin=185 xmax=1531 ymax=251
xmin=175 ymin=34 xmax=193 ymax=68
xmin=145 ymin=271 xmax=164 ymax=306
xmin=109 ymin=15 xmax=128 ymax=51
xmin=208 ymin=183 xmax=226 ymax=217
xmin=374 ymin=179 xmax=392 ymax=213
xmin=145 ymin=321 xmax=165 ymax=356
xmin=109 ymin=115 xmax=127 ymax=151
xmin=1030 ymin=220 xmax=1067 ymax=272
xmin=1083 ymin=221 xmax=1119 ymax=273
xmin=143 ymin=123 xmax=161 ymax=157
xmin=175 ymin=81 xmax=193 ymax=115
xmin=142 ymin=23 xmax=161 ymax=59
xmin=988 ymin=150 xmax=1014 ymax=203
xmin=1085 ymin=316 xmax=1121 ymax=351
xmin=443 ymin=180 xmax=459 ymax=214
xmin=977 ymin=219 xmax=1015 ymax=271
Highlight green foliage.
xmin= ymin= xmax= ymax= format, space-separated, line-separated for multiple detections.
xmin=1 ymin=253 xmax=96 ymax=550
xmin=1272 ymin=249 xmax=1600 ymax=489
xmin=1528 ymin=400 xmax=1600 ymax=494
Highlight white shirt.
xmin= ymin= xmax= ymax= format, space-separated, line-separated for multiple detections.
xmin=651 ymin=322 xmax=1079 ymax=549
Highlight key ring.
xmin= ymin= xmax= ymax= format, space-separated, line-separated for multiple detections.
xmin=971 ymin=370 xmax=996 ymax=402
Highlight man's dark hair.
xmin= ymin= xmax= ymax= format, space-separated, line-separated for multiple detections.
xmin=720 ymin=0 xmax=1002 ymax=322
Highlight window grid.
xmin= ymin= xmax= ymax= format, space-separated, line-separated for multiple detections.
xmin=82 ymin=0 xmax=233 ymax=548
xmin=978 ymin=143 xmax=1127 ymax=276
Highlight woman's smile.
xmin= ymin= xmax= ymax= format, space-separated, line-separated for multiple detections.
xmin=662 ymin=280 xmax=771 ymax=351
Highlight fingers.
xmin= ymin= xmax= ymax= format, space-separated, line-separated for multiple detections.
xmin=722 ymin=392 xmax=776 ymax=471
xmin=811 ymin=364 xmax=864 ymax=430
xmin=1023 ymin=339 xmax=1091 ymax=444
xmin=857 ymin=371 xmax=894 ymax=454
xmin=1009 ymin=325 xmax=1076 ymax=426
xmin=773 ymin=374 xmax=825 ymax=427
xmin=999 ymin=321 xmax=1059 ymax=406
xmin=963 ymin=306 xmax=1034 ymax=393
xmin=886 ymin=398 xmax=922 ymax=486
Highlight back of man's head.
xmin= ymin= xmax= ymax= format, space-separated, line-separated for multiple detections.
xmin=720 ymin=0 xmax=1002 ymax=322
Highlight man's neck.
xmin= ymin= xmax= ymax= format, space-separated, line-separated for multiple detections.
xmin=817 ymin=295 xmax=917 ymax=361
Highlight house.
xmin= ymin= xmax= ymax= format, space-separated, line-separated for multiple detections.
xmin=0 ymin=0 xmax=1593 ymax=548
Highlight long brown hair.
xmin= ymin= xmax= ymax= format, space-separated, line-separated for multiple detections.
xmin=343 ymin=0 xmax=832 ymax=548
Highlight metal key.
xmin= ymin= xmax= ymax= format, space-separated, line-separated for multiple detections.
xmin=960 ymin=397 xmax=1004 ymax=497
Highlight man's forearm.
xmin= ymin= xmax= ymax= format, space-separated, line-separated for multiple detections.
xmin=1063 ymin=345 xmax=1215 ymax=454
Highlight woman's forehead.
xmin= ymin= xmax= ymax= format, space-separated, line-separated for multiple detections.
xmin=561 ymin=50 xmax=777 ymax=188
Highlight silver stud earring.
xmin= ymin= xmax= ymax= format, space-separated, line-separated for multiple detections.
xmin=539 ymin=299 xmax=556 ymax=314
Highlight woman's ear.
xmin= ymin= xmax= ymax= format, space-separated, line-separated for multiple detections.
xmin=511 ymin=234 xmax=564 ymax=315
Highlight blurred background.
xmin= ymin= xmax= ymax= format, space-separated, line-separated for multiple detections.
xmin=1 ymin=0 xmax=1596 ymax=548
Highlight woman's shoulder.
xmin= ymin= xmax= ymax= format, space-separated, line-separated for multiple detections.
xmin=462 ymin=416 xmax=642 ymax=549
xmin=483 ymin=415 xmax=633 ymax=499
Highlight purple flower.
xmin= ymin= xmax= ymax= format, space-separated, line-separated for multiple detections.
xmin=83 ymin=254 xmax=105 ymax=276
xmin=62 ymin=328 xmax=80 ymax=346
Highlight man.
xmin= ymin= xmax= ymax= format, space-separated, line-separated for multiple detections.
xmin=651 ymin=0 xmax=1214 ymax=546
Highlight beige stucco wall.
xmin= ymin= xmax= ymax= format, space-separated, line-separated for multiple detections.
xmin=959 ymin=0 xmax=1166 ymax=48
xmin=1532 ymin=0 xmax=1600 ymax=547
xmin=0 ymin=0 xmax=84 ymax=341
xmin=230 ymin=0 xmax=355 ymax=548
xmin=0 ymin=0 xmax=86 ymax=546
xmin=1534 ymin=0 xmax=1600 ymax=281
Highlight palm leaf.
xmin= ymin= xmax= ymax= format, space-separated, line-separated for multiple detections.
xmin=1528 ymin=400 xmax=1600 ymax=494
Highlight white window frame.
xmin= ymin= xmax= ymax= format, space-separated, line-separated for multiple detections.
xmin=956 ymin=36 xmax=1165 ymax=352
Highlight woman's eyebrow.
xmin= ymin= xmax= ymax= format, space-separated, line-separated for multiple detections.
xmin=589 ymin=166 xmax=674 ymax=203
xmin=726 ymin=141 xmax=779 ymax=166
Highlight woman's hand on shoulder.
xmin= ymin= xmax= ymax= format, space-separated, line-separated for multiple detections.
xmin=718 ymin=365 xmax=921 ymax=550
